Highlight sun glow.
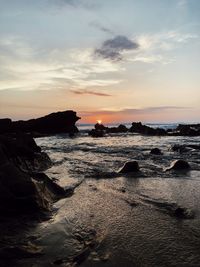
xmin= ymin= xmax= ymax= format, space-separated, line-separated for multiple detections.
xmin=97 ymin=120 xmax=102 ymax=124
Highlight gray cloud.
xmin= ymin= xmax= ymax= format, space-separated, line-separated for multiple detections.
xmin=70 ymin=89 xmax=112 ymax=96
xmin=90 ymin=21 xmax=114 ymax=34
xmin=95 ymin=35 xmax=139 ymax=61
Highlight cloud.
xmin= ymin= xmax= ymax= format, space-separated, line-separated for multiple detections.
xmin=81 ymin=106 xmax=191 ymax=116
xmin=89 ymin=21 xmax=114 ymax=34
xmin=53 ymin=0 xmax=97 ymax=9
xmin=0 ymin=37 xmax=123 ymax=91
xmin=95 ymin=35 xmax=139 ymax=61
xmin=131 ymin=31 xmax=199 ymax=64
xmin=70 ymin=89 xmax=112 ymax=96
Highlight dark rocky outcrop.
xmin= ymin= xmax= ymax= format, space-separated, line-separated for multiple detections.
xmin=119 ymin=161 xmax=140 ymax=173
xmin=129 ymin=122 xmax=167 ymax=136
xmin=0 ymin=110 xmax=80 ymax=136
xmin=94 ymin=123 xmax=107 ymax=131
xmin=175 ymin=124 xmax=200 ymax=136
xmin=107 ymin=124 xmax=128 ymax=133
xmin=88 ymin=122 xmax=200 ymax=137
xmin=150 ymin=148 xmax=162 ymax=155
xmin=88 ymin=129 xmax=105 ymax=137
xmin=0 ymin=134 xmax=69 ymax=215
xmin=89 ymin=123 xmax=129 ymax=137
xmin=165 ymin=159 xmax=191 ymax=171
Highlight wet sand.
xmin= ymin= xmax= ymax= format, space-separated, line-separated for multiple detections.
xmin=2 ymin=133 xmax=200 ymax=267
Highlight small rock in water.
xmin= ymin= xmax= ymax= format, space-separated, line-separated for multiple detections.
xmin=174 ymin=207 xmax=195 ymax=219
xmin=165 ymin=159 xmax=191 ymax=171
xmin=119 ymin=161 xmax=139 ymax=173
xmin=150 ymin=148 xmax=162 ymax=155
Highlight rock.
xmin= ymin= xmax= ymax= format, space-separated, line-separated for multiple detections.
xmin=117 ymin=124 xmax=128 ymax=132
xmin=171 ymin=144 xmax=187 ymax=153
xmin=119 ymin=161 xmax=140 ymax=173
xmin=165 ymin=159 xmax=191 ymax=171
xmin=0 ymin=110 xmax=80 ymax=136
xmin=172 ymin=144 xmax=200 ymax=152
xmin=94 ymin=123 xmax=107 ymax=131
xmin=88 ymin=129 xmax=104 ymax=137
xmin=106 ymin=124 xmax=128 ymax=133
xmin=0 ymin=118 xmax=12 ymax=134
xmin=0 ymin=134 xmax=67 ymax=214
xmin=175 ymin=124 xmax=200 ymax=136
xmin=129 ymin=122 xmax=167 ymax=136
xmin=174 ymin=207 xmax=194 ymax=219
xmin=150 ymin=148 xmax=162 ymax=155
xmin=89 ymin=123 xmax=128 ymax=135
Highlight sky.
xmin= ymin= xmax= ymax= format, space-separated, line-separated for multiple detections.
xmin=0 ymin=0 xmax=200 ymax=124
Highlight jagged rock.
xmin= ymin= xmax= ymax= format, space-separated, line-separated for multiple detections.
xmin=119 ymin=161 xmax=140 ymax=173
xmin=165 ymin=160 xmax=191 ymax=171
xmin=94 ymin=123 xmax=107 ymax=131
xmin=0 ymin=134 xmax=68 ymax=214
xmin=0 ymin=110 xmax=80 ymax=136
xmin=107 ymin=124 xmax=128 ymax=133
xmin=129 ymin=122 xmax=167 ymax=136
xmin=150 ymin=148 xmax=162 ymax=155
xmin=175 ymin=124 xmax=200 ymax=136
xmin=118 ymin=124 xmax=128 ymax=132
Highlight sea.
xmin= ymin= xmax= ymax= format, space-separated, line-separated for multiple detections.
xmin=30 ymin=122 xmax=200 ymax=267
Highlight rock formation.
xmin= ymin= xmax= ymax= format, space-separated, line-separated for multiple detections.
xmin=165 ymin=159 xmax=191 ymax=171
xmin=150 ymin=148 xmax=162 ymax=155
xmin=129 ymin=122 xmax=167 ymax=136
xmin=118 ymin=161 xmax=140 ymax=173
xmin=0 ymin=110 xmax=80 ymax=136
xmin=175 ymin=124 xmax=200 ymax=136
xmin=0 ymin=134 xmax=70 ymax=215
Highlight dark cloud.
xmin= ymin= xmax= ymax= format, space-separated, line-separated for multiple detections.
xmin=95 ymin=35 xmax=139 ymax=61
xmin=70 ymin=89 xmax=112 ymax=96
xmin=90 ymin=21 xmax=114 ymax=34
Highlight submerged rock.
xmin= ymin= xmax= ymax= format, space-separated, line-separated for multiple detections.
xmin=174 ymin=207 xmax=195 ymax=219
xmin=119 ymin=161 xmax=140 ymax=173
xmin=150 ymin=148 xmax=162 ymax=155
xmin=165 ymin=159 xmax=191 ymax=171
xmin=88 ymin=129 xmax=105 ymax=137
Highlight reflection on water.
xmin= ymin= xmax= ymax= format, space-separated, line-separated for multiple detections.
xmin=30 ymin=132 xmax=200 ymax=267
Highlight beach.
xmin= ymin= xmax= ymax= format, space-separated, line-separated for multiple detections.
xmin=3 ymin=125 xmax=199 ymax=266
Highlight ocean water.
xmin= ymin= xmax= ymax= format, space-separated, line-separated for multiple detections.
xmin=30 ymin=124 xmax=200 ymax=267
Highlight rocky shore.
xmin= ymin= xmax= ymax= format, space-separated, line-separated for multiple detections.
xmin=89 ymin=121 xmax=200 ymax=137
xmin=0 ymin=110 xmax=80 ymax=265
xmin=1 ymin=112 xmax=200 ymax=266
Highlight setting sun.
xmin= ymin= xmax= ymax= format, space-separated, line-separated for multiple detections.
xmin=97 ymin=120 xmax=102 ymax=124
